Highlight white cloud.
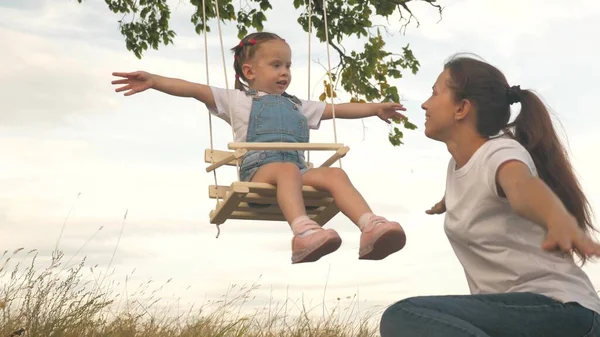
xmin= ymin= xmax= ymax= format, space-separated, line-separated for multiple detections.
xmin=392 ymin=0 xmax=600 ymax=44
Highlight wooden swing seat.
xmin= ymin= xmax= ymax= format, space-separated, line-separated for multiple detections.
xmin=205 ymin=142 xmax=350 ymax=225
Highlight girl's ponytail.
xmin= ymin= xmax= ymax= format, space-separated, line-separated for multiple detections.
xmin=234 ymin=74 xmax=245 ymax=91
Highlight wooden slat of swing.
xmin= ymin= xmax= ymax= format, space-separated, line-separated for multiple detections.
xmin=320 ymin=146 xmax=349 ymax=167
xmin=208 ymin=182 xmax=340 ymax=225
xmin=205 ymin=145 xmax=349 ymax=172
xmin=210 ymin=187 xmax=333 ymax=206
xmin=210 ymin=182 xmax=332 ymax=199
xmin=210 ymin=201 xmax=337 ymax=224
xmin=205 ymin=149 xmax=314 ymax=169
xmin=234 ymin=203 xmax=326 ymax=215
xmin=205 ymin=149 xmax=247 ymax=172
xmin=228 ymin=142 xmax=345 ymax=151
xmin=214 ymin=210 xmax=317 ymax=222
xmin=205 ymin=149 xmax=242 ymax=167
xmin=210 ymin=185 xmax=249 ymax=224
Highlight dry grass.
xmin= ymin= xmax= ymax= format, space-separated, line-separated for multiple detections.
xmin=0 ymin=248 xmax=381 ymax=337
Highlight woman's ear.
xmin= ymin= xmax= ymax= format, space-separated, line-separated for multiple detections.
xmin=455 ymin=99 xmax=473 ymax=121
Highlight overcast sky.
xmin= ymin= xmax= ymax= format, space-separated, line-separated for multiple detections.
xmin=1 ymin=0 xmax=599 ymax=321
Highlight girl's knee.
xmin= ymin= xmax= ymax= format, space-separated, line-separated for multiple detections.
xmin=275 ymin=162 xmax=302 ymax=177
xmin=325 ymin=167 xmax=350 ymax=183
xmin=253 ymin=162 xmax=301 ymax=183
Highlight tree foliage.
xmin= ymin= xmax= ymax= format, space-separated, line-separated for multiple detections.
xmin=77 ymin=0 xmax=443 ymax=146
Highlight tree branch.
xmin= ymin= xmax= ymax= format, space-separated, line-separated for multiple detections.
xmin=328 ymin=40 xmax=349 ymax=70
xmin=390 ymin=0 xmax=443 ymax=14
xmin=390 ymin=0 xmax=444 ymax=34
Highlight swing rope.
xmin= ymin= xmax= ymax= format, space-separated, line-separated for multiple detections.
xmin=202 ymin=0 xmax=218 ymax=201
xmin=307 ymin=0 xmax=312 ymax=166
xmin=321 ymin=0 xmax=342 ymax=168
xmin=201 ymin=0 xmax=222 ymax=239
xmin=212 ymin=0 xmax=238 ymax=166
xmin=207 ymin=0 xmax=241 ymax=237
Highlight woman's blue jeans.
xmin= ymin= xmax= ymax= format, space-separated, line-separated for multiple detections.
xmin=380 ymin=292 xmax=599 ymax=337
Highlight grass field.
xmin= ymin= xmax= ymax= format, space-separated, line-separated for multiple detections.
xmin=0 ymin=248 xmax=383 ymax=337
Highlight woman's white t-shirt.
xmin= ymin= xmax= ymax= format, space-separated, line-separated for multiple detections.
xmin=443 ymin=136 xmax=600 ymax=314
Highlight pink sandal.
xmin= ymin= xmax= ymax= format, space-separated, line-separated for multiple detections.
xmin=291 ymin=224 xmax=342 ymax=264
xmin=359 ymin=216 xmax=406 ymax=260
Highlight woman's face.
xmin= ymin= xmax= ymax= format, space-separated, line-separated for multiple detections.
xmin=421 ymin=69 xmax=461 ymax=141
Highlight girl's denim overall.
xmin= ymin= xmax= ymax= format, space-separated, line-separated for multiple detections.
xmin=239 ymin=89 xmax=311 ymax=182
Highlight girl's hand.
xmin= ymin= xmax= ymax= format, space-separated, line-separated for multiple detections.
xmin=112 ymin=71 xmax=154 ymax=96
xmin=543 ymin=213 xmax=600 ymax=257
xmin=377 ymin=102 xmax=407 ymax=124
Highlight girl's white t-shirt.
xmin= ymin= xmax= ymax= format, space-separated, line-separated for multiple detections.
xmin=444 ymin=135 xmax=600 ymax=314
xmin=206 ymin=87 xmax=326 ymax=142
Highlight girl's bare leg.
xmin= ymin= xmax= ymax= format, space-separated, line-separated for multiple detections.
xmin=249 ymin=162 xmax=342 ymax=263
xmin=302 ymin=167 xmax=406 ymax=260
xmin=301 ymin=167 xmax=371 ymax=224
xmin=250 ymin=162 xmax=307 ymax=221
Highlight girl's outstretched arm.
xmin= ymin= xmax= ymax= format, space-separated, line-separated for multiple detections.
xmin=322 ymin=102 xmax=406 ymax=123
xmin=497 ymin=160 xmax=600 ymax=257
xmin=112 ymin=71 xmax=216 ymax=109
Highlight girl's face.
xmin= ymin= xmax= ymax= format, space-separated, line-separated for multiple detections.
xmin=242 ymin=39 xmax=292 ymax=95
xmin=421 ymin=69 xmax=462 ymax=141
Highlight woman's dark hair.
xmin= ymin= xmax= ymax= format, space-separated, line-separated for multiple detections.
xmin=444 ymin=53 xmax=595 ymax=264
xmin=230 ymin=31 xmax=284 ymax=91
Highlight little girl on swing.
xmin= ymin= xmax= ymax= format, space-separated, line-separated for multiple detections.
xmin=112 ymin=31 xmax=407 ymax=264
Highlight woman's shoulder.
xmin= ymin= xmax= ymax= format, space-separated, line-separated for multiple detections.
xmin=489 ymin=134 xmax=523 ymax=147
xmin=481 ymin=135 xmax=529 ymax=157
xmin=480 ymin=134 xmax=536 ymax=172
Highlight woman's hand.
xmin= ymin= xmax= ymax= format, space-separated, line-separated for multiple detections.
xmin=426 ymin=198 xmax=446 ymax=215
xmin=543 ymin=213 xmax=600 ymax=257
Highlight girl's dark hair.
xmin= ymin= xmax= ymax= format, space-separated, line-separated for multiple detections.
xmin=444 ymin=53 xmax=595 ymax=264
xmin=230 ymin=31 xmax=284 ymax=91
